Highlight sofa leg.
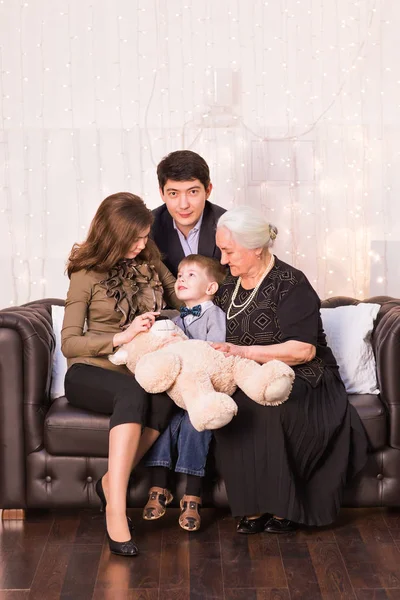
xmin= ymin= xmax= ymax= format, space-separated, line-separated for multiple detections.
xmin=0 ymin=509 xmax=26 ymax=520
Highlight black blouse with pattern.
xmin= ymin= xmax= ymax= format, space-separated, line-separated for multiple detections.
xmin=215 ymin=256 xmax=340 ymax=388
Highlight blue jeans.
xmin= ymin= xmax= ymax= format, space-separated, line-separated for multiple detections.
xmin=143 ymin=410 xmax=213 ymax=477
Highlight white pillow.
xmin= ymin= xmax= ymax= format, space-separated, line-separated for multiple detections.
xmin=320 ymin=303 xmax=380 ymax=395
xmin=50 ymin=305 xmax=68 ymax=400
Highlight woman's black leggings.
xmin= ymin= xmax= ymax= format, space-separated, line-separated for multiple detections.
xmin=64 ymin=363 xmax=176 ymax=431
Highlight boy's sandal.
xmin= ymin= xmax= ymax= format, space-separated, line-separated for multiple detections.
xmin=142 ymin=486 xmax=173 ymax=520
xmin=179 ymin=495 xmax=202 ymax=531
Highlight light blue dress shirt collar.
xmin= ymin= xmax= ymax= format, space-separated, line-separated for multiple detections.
xmin=173 ymin=211 xmax=204 ymax=257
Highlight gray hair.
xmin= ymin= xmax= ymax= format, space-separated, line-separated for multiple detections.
xmin=217 ymin=205 xmax=278 ymax=250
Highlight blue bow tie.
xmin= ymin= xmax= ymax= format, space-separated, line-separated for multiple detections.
xmin=180 ymin=305 xmax=202 ymax=319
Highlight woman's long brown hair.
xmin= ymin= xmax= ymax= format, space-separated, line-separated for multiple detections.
xmin=67 ymin=192 xmax=160 ymax=277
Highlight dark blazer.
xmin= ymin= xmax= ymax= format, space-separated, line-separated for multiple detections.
xmin=151 ymin=201 xmax=226 ymax=277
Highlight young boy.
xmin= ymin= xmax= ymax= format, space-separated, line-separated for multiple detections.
xmin=142 ymin=254 xmax=226 ymax=531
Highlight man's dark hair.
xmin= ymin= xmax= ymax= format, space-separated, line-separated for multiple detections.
xmin=157 ymin=150 xmax=211 ymax=192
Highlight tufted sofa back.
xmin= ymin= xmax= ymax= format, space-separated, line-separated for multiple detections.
xmin=1 ymin=295 xmax=400 ymax=510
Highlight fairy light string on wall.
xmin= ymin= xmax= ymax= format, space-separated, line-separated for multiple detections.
xmin=38 ymin=17 xmax=48 ymax=299
xmin=66 ymin=2 xmax=84 ymax=241
xmin=0 ymin=0 xmax=398 ymax=307
xmin=19 ymin=2 xmax=33 ymax=302
xmin=0 ymin=38 xmax=18 ymax=305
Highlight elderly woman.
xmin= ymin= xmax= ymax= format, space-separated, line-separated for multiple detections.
xmin=212 ymin=205 xmax=368 ymax=533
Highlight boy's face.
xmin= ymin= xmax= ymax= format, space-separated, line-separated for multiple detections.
xmin=175 ymin=263 xmax=217 ymax=306
xmin=159 ymin=179 xmax=212 ymax=232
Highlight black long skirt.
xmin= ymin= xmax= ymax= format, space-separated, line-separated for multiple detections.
xmin=214 ymin=368 xmax=368 ymax=526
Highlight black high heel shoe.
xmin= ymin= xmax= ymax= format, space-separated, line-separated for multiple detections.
xmin=95 ymin=477 xmax=134 ymax=533
xmin=106 ymin=532 xmax=139 ymax=557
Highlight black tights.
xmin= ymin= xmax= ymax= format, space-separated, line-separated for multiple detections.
xmin=151 ymin=466 xmax=203 ymax=497
xmin=65 ymin=363 xmax=175 ymax=431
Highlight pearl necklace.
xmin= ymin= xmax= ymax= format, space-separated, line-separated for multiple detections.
xmin=227 ymin=255 xmax=275 ymax=321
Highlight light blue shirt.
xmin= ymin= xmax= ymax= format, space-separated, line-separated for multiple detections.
xmin=173 ymin=212 xmax=204 ymax=256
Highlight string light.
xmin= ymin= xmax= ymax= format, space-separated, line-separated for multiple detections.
xmin=0 ymin=0 xmax=398 ymax=307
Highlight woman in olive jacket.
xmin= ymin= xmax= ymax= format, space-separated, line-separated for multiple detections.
xmin=62 ymin=192 xmax=180 ymax=557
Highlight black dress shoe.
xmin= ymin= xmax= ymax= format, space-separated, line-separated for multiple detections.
xmin=264 ymin=517 xmax=298 ymax=534
xmin=236 ymin=513 xmax=272 ymax=534
xmin=95 ymin=478 xmax=134 ymax=533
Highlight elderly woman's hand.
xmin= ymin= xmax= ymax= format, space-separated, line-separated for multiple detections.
xmin=210 ymin=342 xmax=247 ymax=358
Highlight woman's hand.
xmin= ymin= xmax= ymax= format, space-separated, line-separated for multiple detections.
xmin=113 ymin=312 xmax=159 ymax=347
xmin=210 ymin=342 xmax=247 ymax=358
xmin=212 ymin=340 xmax=316 ymax=366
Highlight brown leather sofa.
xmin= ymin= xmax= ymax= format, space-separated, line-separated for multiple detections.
xmin=1 ymin=296 xmax=400 ymax=514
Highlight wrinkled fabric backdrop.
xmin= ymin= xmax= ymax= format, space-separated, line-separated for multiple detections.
xmin=0 ymin=0 xmax=399 ymax=307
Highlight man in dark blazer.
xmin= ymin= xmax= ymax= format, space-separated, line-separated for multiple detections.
xmin=152 ymin=150 xmax=226 ymax=278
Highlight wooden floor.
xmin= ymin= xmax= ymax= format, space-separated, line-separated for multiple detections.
xmin=1 ymin=507 xmax=400 ymax=599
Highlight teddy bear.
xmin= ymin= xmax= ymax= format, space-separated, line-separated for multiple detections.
xmin=109 ymin=319 xmax=295 ymax=432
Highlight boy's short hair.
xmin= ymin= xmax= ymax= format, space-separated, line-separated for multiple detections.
xmin=157 ymin=150 xmax=211 ymax=192
xmin=178 ymin=254 xmax=226 ymax=285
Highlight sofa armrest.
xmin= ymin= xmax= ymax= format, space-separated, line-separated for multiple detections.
xmin=0 ymin=305 xmax=55 ymax=508
xmin=373 ymin=305 xmax=400 ymax=449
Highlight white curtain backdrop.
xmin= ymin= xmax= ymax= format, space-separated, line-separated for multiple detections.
xmin=1 ymin=0 xmax=399 ymax=308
